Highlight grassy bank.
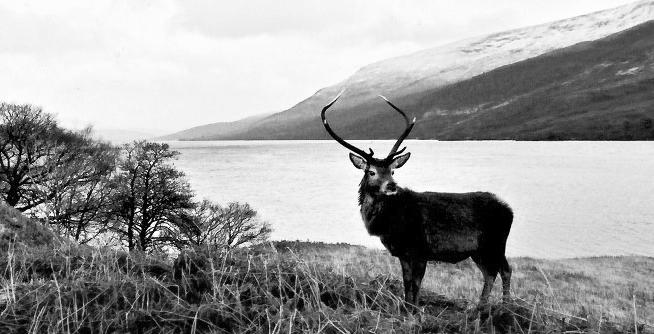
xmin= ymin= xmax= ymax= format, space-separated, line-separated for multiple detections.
xmin=275 ymin=241 xmax=654 ymax=330
xmin=1 ymin=204 xmax=653 ymax=333
xmin=0 ymin=238 xmax=652 ymax=333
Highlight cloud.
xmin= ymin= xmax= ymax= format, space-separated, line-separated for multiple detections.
xmin=173 ymin=0 xmax=357 ymax=38
xmin=172 ymin=0 xmax=475 ymax=47
xmin=172 ymin=0 xmax=635 ymax=46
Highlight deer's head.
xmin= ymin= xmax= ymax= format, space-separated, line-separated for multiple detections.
xmin=321 ymin=92 xmax=415 ymax=196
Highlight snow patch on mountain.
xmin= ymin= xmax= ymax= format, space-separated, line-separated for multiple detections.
xmin=616 ymin=66 xmax=642 ymax=75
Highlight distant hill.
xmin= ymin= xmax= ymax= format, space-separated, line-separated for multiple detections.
xmin=162 ymin=0 xmax=654 ymax=140
xmin=157 ymin=113 xmax=271 ymax=141
xmin=93 ymin=129 xmax=161 ymax=144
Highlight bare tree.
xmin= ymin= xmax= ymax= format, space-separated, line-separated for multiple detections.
xmin=0 ymin=104 xmax=118 ymax=243
xmin=1 ymin=103 xmax=64 ymax=210
xmin=38 ymin=132 xmax=118 ymax=243
xmin=112 ymin=141 xmax=195 ymax=252
xmin=219 ymin=202 xmax=271 ymax=249
xmin=182 ymin=199 xmax=271 ymax=251
xmin=176 ymin=199 xmax=217 ymax=248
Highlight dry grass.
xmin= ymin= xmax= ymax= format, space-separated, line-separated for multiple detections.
xmin=1 ymin=239 xmax=651 ymax=333
xmin=0 ymin=202 xmax=60 ymax=249
xmin=272 ymin=241 xmax=654 ymax=332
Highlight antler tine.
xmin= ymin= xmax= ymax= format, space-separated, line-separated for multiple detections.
xmin=322 ymin=89 xmax=345 ymax=113
xmin=388 ymin=146 xmax=407 ymax=158
xmin=378 ymin=95 xmax=416 ymax=159
xmin=321 ymin=90 xmax=373 ymax=159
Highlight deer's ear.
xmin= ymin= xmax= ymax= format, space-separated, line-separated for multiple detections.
xmin=349 ymin=153 xmax=367 ymax=170
xmin=390 ymin=152 xmax=411 ymax=169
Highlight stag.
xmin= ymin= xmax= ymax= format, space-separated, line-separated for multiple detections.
xmin=321 ymin=92 xmax=514 ymax=306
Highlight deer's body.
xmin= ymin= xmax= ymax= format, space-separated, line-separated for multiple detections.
xmin=321 ymin=92 xmax=514 ymax=305
xmin=361 ymin=188 xmax=512 ymax=260
xmin=360 ymin=185 xmax=513 ymax=304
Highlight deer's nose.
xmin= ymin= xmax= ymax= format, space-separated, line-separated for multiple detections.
xmin=386 ymin=182 xmax=397 ymax=192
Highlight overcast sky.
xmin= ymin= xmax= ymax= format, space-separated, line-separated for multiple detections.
xmin=0 ymin=0 xmax=636 ymax=134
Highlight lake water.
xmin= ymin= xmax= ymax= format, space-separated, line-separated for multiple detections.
xmin=168 ymin=140 xmax=654 ymax=259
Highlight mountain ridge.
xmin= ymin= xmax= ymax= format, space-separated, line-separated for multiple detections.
xmin=163 ymin=0 xmax=654 ymax=140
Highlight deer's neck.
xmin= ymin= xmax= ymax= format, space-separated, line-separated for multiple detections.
xmin=358 ymin=180 xmax=397 ymax=235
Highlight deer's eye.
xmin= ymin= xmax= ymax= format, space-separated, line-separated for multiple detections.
xmin=391 ymin=171 xmax=394 ymax=175
xmin=368 ymin=170 xmax=375 ymax=176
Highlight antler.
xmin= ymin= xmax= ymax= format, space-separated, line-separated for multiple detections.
xmin=378 ymin=95 xmax=416 ymax=160
xmin=321 ymin=91 xmax=374 ymax=159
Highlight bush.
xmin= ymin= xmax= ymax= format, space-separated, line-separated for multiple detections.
xmin=181 ymin=200 xmax=272 ymax=251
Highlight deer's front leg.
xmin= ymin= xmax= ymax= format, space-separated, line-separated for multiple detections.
xmin=400 ymin=258 xmax=427 ymax=305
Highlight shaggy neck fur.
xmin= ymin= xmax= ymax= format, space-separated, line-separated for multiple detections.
xmin=358 ymin=175 xmax=378 ymax=206
xmin=358 ymin=174 xmax=410 ymax=238
xmin=358 ymin=176 xmax=367 ymax=206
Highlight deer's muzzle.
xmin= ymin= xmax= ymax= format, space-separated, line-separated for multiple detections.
xmin=382 ymin=181 xmax=398 ymax=195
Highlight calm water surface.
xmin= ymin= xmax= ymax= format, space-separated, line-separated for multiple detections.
xmin=168 ymin=140 xmax=654 ymax=259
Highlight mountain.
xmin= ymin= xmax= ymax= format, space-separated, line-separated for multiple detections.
xmin=165 ymin=0 xmax=654 ymax=140
xmin=357 ymin=20 xmax=654 ymax=140
xmin=157 ymin=113 xmax=271 ymax=141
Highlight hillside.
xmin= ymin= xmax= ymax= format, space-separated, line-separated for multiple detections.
xmin=158 ymin=113 xmax=271 ymax=141
xmin=321 ymin=20 xmax=654 ymax=140
xmin=0 ymin=201 xmax=59 ymax=249
xmin=163 ymin=0 xmax=654 ymax=141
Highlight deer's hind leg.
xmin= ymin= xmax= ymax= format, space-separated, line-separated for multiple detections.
xmin=499 ymin=255 xmax=512 ymax=302
xmin=472 ymin=255 xmax=499 ymax=305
